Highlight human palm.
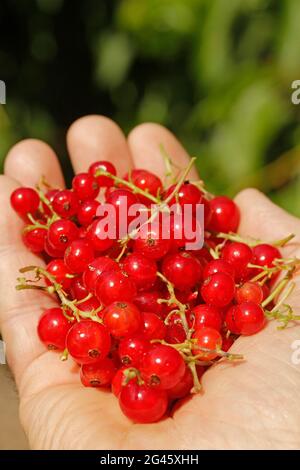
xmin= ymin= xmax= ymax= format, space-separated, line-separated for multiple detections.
xmin=1 ymin=116 xmax=300 ymax=449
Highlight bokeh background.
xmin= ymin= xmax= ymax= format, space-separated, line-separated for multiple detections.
xmin=1 ymin=0 xmax=300 ymax=450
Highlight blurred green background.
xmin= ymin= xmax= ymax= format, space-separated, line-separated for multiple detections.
xmin=1 ymin=0 xmax=300 ymax=214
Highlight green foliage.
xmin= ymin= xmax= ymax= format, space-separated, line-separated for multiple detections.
xmin=1 ymin=0 xmax=300 ymax=214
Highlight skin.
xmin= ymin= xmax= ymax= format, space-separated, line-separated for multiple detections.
xmin=1 ymin=116 xmax=300 ymax=450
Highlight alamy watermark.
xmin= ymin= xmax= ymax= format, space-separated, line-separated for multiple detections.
xmin=291 ymin=80 xmax=300 ymax=105
xmin=0 ymin=80 xmax=6 ymax=104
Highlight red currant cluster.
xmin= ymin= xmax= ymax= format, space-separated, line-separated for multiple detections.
xmin=11 ymin=157 xmax=299 ymax=424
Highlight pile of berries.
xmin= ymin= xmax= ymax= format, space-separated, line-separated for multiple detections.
xmin=11 ymin=156 xmax=299 ymax=424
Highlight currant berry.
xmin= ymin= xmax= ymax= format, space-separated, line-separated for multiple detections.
xmin=86 ymin=219 xmax=115 ymax=253
xmin=164 ymin=181 xmax=203 ymax=208
xmin=133 ymin=290 xmax=164 ymax=316
xmin=141 ymin=312 xmax=166 ymax=341
xmin=70 ymin=276 xmax=89 ymax=301
xmin=165 ymin=323 xmax=187 ymax=344
xmin=169 ymin=214 xmax=202 ymax=250
xmin=89 ymin=161 xmax=117 ymax=187
xmin=122 ymin=253 xmax=157 ymax=291
xmin=252 ymin=244 xmax=281 ymax=269
xmin=42 ymin=188 xmax=59 ymax=215
xmin=162 ymin=252 xmax=202 ymax=291
xmin=72 ymin=172 xmax=99 ymax=201
xmin=124 ymin=169 xmax=162 ymax=205
xmin=119 ymin=381 xmax=168 ymax=423
xmin=38 ymin=308 xmax=72 ymax=351
xmin=192 ymin=327 xmax=222 ymax=361
xmin=83 ymin=256 xmax=119 ymax=293
xmin=168 ymin=366 xmax=193 ymax=400
xmin=224 ymin=305 xmax=239 ymax=334
xmin=133 ymin=223 xmax=170 ymax=260
xmin=118 ymin=336 xmax=150 ymax=367
xmin=188 ymin=304 xmax=222 ymax=331
xmin=22 ymin=227 xmax=47 ymax=253
xmin=80 ymin=358 xmax=116 ymax=387
xmin=77 ymin=296 xmax=101 ymax=313
xmin=201 ymin=272 xmax=235 ymax=307
xmin=44 ymin=237 xmax=64 ymax=258
xmin=77 ymin=199 xmax=100 ymax=226
xmin=203 ymin=259 xmax=235 ymax=280
xmin=10 ymin=187 xmax=40 ymax=219
xmin=106 ymin=188 xmax=139 ymax=237
xmin=46 ymin=259 xmax=72 ymax=291
xmin=140 ymin=344 xmax=185 ymax=390
xmin=64 ymin=239 xmax=95 ymax=273
xmin=95 ymin=270 xmax=137 ymax=305
xmin=103 ymin=301 xmax=141 ymax=338
xmin=47 ymin=219 xmax=79 ymax=252
xmin=231 ymin=301 xmax=266 ymax=335
xmin=208 ymin=196 xmax=240 ymax=233
xmin=66 ymin=320 xmax=111 ymax=364
xmin=222 ymin=242 xmax=252 ymax=281
xmin=52 ymin=189 xmax=79 ymax=218
xmin=235 ymin=282 xmax=264 ymax=304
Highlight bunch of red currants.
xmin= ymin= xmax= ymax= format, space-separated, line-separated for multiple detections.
xmin=11 ymin=158 xmax=298 ymax=423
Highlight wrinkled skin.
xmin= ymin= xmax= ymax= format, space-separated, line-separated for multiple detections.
xmin=1 ymin=116 xmax=300 ymax=449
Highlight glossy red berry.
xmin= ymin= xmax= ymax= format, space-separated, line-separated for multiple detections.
xmin=64 ymin=239 xmax=94 ymax=273
xmin=10 ymin=187 xmax=40 ymax=218
xmin=169 ymin=214 xmax=202 ymax=250
xmin=203 ymin=259 xmax=235 ymax=280
xmin=86 ymin=219 xmax=115 ymax=253
xmin=70 ymin=276 xmax=89 ymax=300
xmin=192 ymin=327 xmax=222 ymax=361
xmin=124 ymin=169 xmax=162 ymax=205
xmin=103 ymin=301 xmax=141 ymax=338
xmin=89 ymin=160 xmax=117 ymax=187
xmin=118 ymin=336 xmax=150 ymax=366
xmin=52 ymin=189 xmax=79 ymax=218
xmin=72 ymin=172 xmax=99 ymax=201
xmin=80 ymin=358 xmax=116 ymax=387
xmin=162 ymin=252 xmax=202 ymax=291
xmin=22 ymin=227 xmax=47 ymax=253
xmin=168 ymin=366 xmax=193 ymax=400
xmin=95 ymin=270 xmax=137 ymax=305
xmin=83 ymin=256 xmax=119 ymax=293
xmin=47 ymin=219 xmax=79 ymax=251
xmin=164 ymin=182 xmax=203 ymax=208
xmin=252 ymin=244 xmax=281 ymax=269
xmin=141 ymin=312 xmax=166 ymax=340
xmin=133 ymin=223 xmax=170 ymax=260
xmin=208 ymin=196 xmax=240 ymax=233
xmin=78 ymin=296 xmax=101 ymax=314
xmin=221 ymin=333 xmax=235 ymax=352
xmin=235 ymin=282 xmax=264 ymax=304
xmin=189 ymin=304 xmax=222 ymax=331
xmin=44 ymin=237 xmax=64 ymax=258
xmin=119 ymin=381 xmax=168 ymax=423
xmin=66 ymin=320 xmax=111 ymax=364
xmin=106 ymin=188 xmax=139 ymax=237
xmin=222 ymin=242 xmax=252 ymax=281
xmin=165 ymin=323 xmax=187 ymax=344
xmin=133 ymin=290 xmax=164 ymax=316
xmin=201 ymin=272 xmax=235 ymax=307
xmin=228 ymin=301 xmax=266 ymax=336
xmin=77 ymin=199 xmax=100 ymax=226
xmin=122 ymin=253 xmax=157 ymax=291
xmin=38 ymin=308 xmax=72 ymax=351
xmin=141 ymin=344 xmax=185 ymax=390
xmin=46 ymin=259 xmax=72 ymax=291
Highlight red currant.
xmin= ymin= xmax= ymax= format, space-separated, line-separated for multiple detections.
xmin=66 ymin=320 xmax=111 ymax=364
xmin=192 ymin=327 xmax=222 ymax=361
xmin=52 ymin=189 xmax=79 ymax=218
xmin=133 ymin=223 xmax=170 ymax=260
xmin=165 ymin=323 xmax=187 ymax=344
xmin=47 ymin=219 xmax=79 ymax=252
xmin=124 ymin=169 xmax=162 ymax=205
xmin=106 ymin=188 xmax=139 ymax=237
xmin=77 ymin=199 xmax=100 ymax=226
xmin=222 ymin=242 xmax=252 ymax=281
xmin=119 ymin=381 xmax=168 ymax=423
xmin=118 ymin=336 xmax=150 ymax=366
xmin=227 ymin=301 xmax=266 ymax=335
xmin=168 ymin=366 xmax=193 ymax=400
xmin=83 ymin=256 xmax=119 ymax=293
xmin=133 ymin=290 xmax=164 ymax=316
xmin=46 ymin=259 xmax=72 ymax=291
xmin=38 ymin=308 xmax=72 ymax=351
xmin=72 ymin=172 xmax=99 ymax=201
xmin=22 ymin=227 xmax=47 ymax=253
xmin=70 ymin=276 xmax=89 ymax=300
xmin=103 ymin=301 xmax=141 ymax=338
xmin=203 ymin=259 xmax=235 ymax=280
xmin=140 ymin=344 xmax=185 ymax=390
xmin=122 ymin=253 xmax=157 ymax=291
xmin=141 ymin=312 xmax=166 ymax=341
xmin=162 ymin=252 xmax=202 ymax=291
xmin=235 ymin=282 xmax=263 ymax=304
xmin=208 ymin=196 xmax=240 ymax=233
xmin=80 ymin=358 xmax=116 ymax=387
xmin=95 ymin=270 xmax=137 ymax=305
xmin=10 ymin=187 xmax=40 ymax=219
xmin=164 ymin=182 xmax=203 ymax=208
xmin=188 ymin=304 xmax=222 ymax=331
xmin=64 ymin=239 xmax=95 ymax=273
xmin=86 ymin=219 xmax=115 ymax=253
xmin=201 ymin=272 xmax=235 ymax=307
xmin=252 ymin=244 xmax=281 ymax=269
xmin=89 ymin=160 xmax=117 ymax=187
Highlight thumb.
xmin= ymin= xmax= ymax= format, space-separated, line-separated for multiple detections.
xmin=235 ymin=188 xmax=300 ymax=256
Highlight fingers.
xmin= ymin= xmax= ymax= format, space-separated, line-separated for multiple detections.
xmin=235 ymin=188 xmax=300 ymax=256
xmin=4 ymin=139 xmax=65 ymax=188
xmin=0 ymin=175 xmax=59 ymax=386
xmin=128 ymin=123 xmax=199 ymax=180
xmin=67 ymin=115 xmax=133 ymax=175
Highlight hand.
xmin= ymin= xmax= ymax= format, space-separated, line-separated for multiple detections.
xmin=1 ymin=116 xmax=300 ymax=450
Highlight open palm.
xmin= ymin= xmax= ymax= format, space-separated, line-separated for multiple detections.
xmin=1 ymin=116 xmax=300 ymax=450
